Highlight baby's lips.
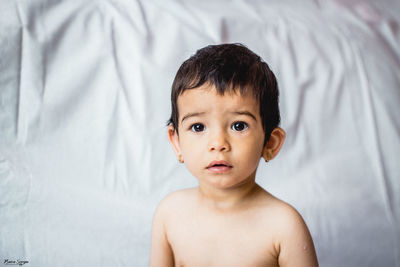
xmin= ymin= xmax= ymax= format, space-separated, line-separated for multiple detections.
xmin=207 ymin=160 xmax=232 ymax=168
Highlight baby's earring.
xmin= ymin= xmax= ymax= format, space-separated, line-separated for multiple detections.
xmin=178 ymin=154 xmax=184 ymax=163
xmin=265 ymin=151 xmax=272 ymax=162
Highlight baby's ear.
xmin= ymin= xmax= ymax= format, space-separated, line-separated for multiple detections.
xmin=167 ymin=125 xmax=182 ymax=161
xmin=262 ymin=127 xmax=286 ymax=162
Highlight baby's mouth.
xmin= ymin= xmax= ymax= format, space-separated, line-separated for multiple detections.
xmin=207 ymin=160 xmax=233 ymax=173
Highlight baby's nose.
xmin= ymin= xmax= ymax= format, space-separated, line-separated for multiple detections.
xmin=208 ymin=131 xmax=231 ymax=152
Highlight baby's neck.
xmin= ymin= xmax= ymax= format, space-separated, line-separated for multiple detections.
xmin=196 ymin=181 xmax=262 ymax=213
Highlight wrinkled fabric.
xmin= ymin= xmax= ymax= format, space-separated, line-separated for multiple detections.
xmin=0 ymin=0 xmax=399 ymax=266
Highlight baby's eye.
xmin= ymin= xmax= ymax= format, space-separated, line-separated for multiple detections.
xmin=231 ymin=121 xmax=248 ymax=132
xmin=190 ymin=123 xmax=205 ymax=132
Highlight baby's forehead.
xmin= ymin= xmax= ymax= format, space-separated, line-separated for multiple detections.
xmin=179 ymin=83 xmax=258 ymax=101
xmin=177 ymin=85 xmax=260 ymax=114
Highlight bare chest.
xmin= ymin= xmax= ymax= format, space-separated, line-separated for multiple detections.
xmin=166 ymin=211 xmax=279 ymax=267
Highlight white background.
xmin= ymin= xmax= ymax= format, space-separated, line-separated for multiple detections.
xmin=1 ymin=0 xmax=399 ymax=266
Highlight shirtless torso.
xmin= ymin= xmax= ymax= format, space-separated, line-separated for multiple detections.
xmin=150 ymin=185 xmax=318 ymax=267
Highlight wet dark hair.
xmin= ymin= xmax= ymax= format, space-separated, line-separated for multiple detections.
xmin=167 ymin=43 xmax=280 ymax=144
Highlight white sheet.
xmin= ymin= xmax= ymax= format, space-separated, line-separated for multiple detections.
xmin=1 ymin=0 xmax=399 ymax=266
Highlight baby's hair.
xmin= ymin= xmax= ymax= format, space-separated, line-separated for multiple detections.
xmin=168 ymin=43 xmax=280 ymax=144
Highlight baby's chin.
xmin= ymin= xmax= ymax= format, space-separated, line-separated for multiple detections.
xmin=198 ymin=175 xmax=257 ymax=190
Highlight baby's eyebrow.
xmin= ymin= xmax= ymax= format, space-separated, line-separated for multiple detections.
xmin=181 ymin=112 xmax=206 ymax=124
xmin=232 ymin=111 xmax=257 ymax=121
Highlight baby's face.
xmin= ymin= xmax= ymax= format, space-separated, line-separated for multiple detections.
xmin=169 ymin=84 xmax=266 ymax=190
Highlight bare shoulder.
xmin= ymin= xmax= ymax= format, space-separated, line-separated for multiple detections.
xmin=254 ymin=189 xmax=302 ymax=220
xmin=263 ymin=194 xmax=307 ymax=230
xmin=162 ymin=187 xmax=197 ymax=202
xmin=155 ymin=188 xmax=197 ymax=219
xmin=150 ymin=188 xmax=197 ymax=267
xmin=258 ymin=192 xmax=319 ymax=267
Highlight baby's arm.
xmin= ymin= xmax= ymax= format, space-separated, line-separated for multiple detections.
xmin=149 ymin=199 xmax=174 ymax=267
xmin=277 ymin=205 xmax=319 ymax=267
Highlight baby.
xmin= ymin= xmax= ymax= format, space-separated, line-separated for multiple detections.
xmin=150 ymin=43 xmax=318 ymax=267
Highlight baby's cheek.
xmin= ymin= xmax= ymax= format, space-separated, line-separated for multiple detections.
xmin=236 ymin=144 xmax=260 ymax=164
xmin=182 ymin=149 xmax=203 ymax=171
xmin=248 ymin=141 xmax=265 ymax=162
